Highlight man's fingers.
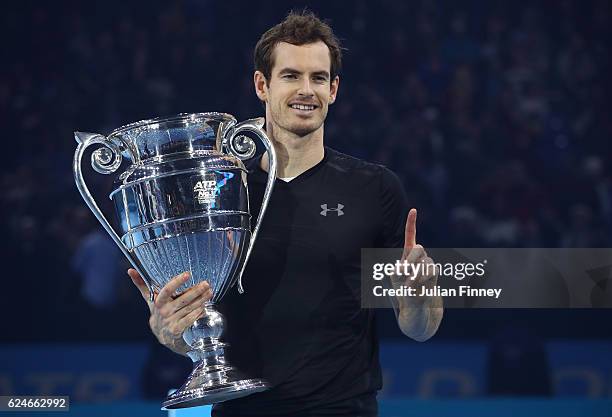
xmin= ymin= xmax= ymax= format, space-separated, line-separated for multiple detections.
xmin=127 ymin=269 xmax=150 ymax=300
xmin=174 ymin=288 xmax=213 ymax=320
xmin=402 ymin=244 xmax=426 ymax=264
xmin=404 ymin=208 xmax=417 ymax=250
xmin=156 ymin=272 xmax=191 ymax=306
xmin=167 ymin=281 xmax=211 ymax=316
xmin=417 ymin=256 xmax=436 ymax=279
xmin=176 ymin=305 xmax=206 ymax=332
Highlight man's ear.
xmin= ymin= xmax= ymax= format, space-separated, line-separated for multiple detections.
xmin=254 ymin=71 xmax=268 ymax=102
xmin=329 ymin=75 xmax=340 ymax=104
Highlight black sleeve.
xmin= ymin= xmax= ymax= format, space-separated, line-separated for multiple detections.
xmin=377 ymin=166 xmax=410 ymax=248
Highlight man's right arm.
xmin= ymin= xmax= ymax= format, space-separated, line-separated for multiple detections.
xmin=127 ymin=269 xmax=213 ymax=356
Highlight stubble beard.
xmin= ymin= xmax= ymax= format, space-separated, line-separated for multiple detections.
xmin=272 ymin=106 xmax=326 ymax=139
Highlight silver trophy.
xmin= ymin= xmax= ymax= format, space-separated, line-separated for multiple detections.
xmin=73 ymin=113 xmax=276 ymax=409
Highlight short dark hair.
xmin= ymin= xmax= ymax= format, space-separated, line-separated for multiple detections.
xmin=254 ymin=10 xmax=343 ymax=83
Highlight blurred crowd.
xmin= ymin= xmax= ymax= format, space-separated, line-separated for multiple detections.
xmin=1 ymin=0 xmax=611 ymax=340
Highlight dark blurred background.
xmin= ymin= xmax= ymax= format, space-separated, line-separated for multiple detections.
xmin=1 ymin=0 xmax=611 ymax=412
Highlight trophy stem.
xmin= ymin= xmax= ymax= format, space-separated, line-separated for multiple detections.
xmin=162 ymin=303 xmax=267 ymax=409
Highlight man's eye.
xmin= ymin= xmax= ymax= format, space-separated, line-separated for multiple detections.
xmin=282 ymin=74 xmax=297 ymax=79
xmin=313 ymin=76 xmax=328 ymax=83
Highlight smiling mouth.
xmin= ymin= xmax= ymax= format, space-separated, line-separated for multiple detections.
xmin=289 ymin=104 xmax=317 ymax=111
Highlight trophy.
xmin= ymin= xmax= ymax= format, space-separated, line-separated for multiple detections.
xmin=73 ymin=113 xmax=276 ymax=409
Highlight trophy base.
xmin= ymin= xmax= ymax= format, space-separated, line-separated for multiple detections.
xmin=162 ymin=377 xmax=267 ymax=409
xmin=161 ymin=344 xmax=268 ymax=409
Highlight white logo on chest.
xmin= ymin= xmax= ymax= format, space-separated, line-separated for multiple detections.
xmin=320 ymin=203 xmax=344 ymax=216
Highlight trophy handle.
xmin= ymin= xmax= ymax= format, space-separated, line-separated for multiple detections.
xmin=224 ymin=117 xmax=277 ymax=293
xmin=73 ymin=132 xmax=156 ymax=302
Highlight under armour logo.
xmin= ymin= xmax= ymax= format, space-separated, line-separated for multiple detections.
xmin=320 ymin=203 xmax=344 ymax=216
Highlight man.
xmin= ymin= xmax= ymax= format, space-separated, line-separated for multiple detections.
xmin=128 ymin=11 xmax=443 ymax=416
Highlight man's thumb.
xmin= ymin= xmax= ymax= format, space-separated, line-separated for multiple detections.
xmin=127 ymin=268 xmax=150 ymax=300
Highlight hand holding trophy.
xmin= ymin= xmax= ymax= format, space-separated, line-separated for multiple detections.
xmin=73 ymin=113 xmax=276 ymax=409
xmin=127 ymin=268 xmax=211 ymax=357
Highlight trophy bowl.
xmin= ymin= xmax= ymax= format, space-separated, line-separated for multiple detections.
xmin=73 ymin=113 xmax=276 ymax=409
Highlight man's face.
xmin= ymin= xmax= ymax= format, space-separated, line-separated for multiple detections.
xmin=255 ymin=41 xmax=339 ymax=137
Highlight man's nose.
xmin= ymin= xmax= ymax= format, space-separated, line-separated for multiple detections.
xmin=297 ymin=78 xmax=314 ymax=96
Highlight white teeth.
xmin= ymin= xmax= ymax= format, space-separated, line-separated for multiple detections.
xmin=290 ymin=104 xmax=315 ymax=111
